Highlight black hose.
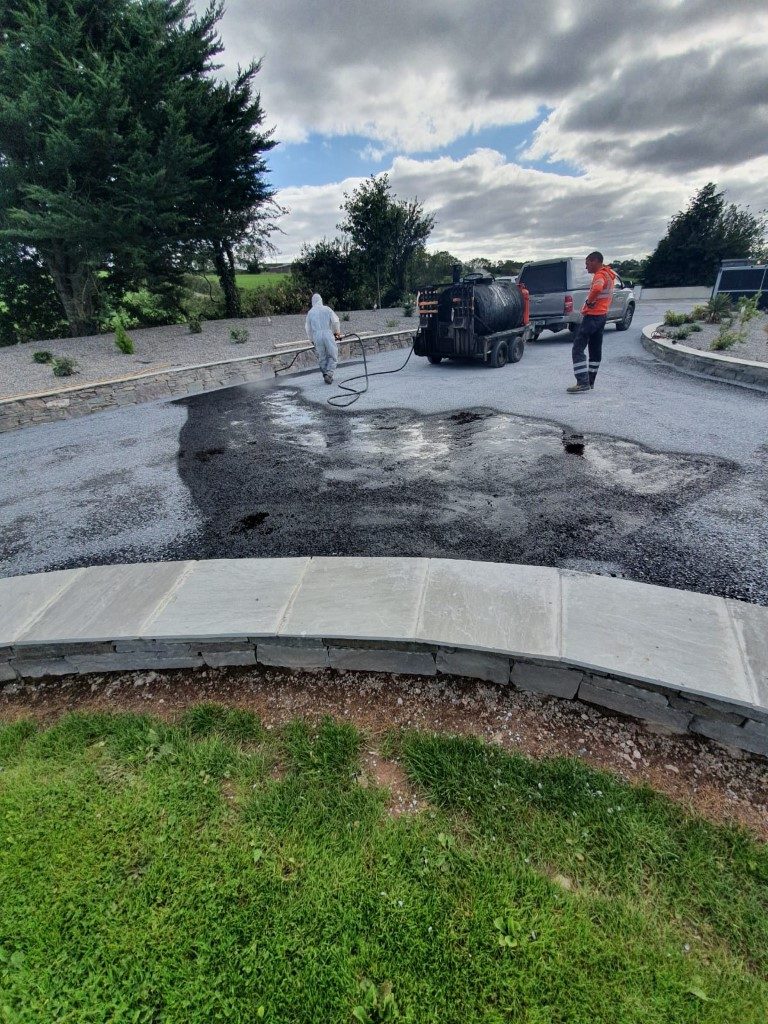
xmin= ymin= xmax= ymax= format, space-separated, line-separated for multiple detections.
xmin=327 ymin=333 xmax=415 ymax=409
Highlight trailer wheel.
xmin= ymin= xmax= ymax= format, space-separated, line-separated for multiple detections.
xmin=490 ymin=339 xmax=509 ymax=368
xmin=427 ymin=354 xmax=443 ymax=364
xmin=508 ymin=336 xmax=525 ymax=363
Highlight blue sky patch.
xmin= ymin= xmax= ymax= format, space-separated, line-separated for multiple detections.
xmin=267 ymin=112 xmax=583 ymax=190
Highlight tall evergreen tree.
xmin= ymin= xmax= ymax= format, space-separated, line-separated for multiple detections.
xmin=644 ymin=183 xmax=766 ymax=287
xmin=0 ymin=1 xmax=277 ymax=334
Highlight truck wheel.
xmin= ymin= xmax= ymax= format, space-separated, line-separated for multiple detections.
xmin=490 ymin=339 xmax=509 ymax=368
xmin=427 ymin=354 xmax=443 ymax=364
xmin=615 ymin=303 xmax=635 ymax=331
xmin=508 ymin=336 xmax=525 ymax=363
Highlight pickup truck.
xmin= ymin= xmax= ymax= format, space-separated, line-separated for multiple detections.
xmin=517 ymin=257 xmax=636 ymax=339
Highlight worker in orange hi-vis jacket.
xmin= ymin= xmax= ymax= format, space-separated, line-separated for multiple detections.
xmin=567 ymin=251 xmax=617 ymax=394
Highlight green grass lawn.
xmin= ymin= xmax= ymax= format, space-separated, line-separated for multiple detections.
xmin=1 ymin=711 xmax=766 ymax=1023
xmin=235 ymin=273 xmax=289 ymax=290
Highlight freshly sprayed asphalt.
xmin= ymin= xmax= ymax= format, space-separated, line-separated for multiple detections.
xmin=1 ymin=302 xmax=767 ymax=604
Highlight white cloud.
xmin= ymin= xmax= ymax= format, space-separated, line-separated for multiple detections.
xmin=193 ymin=0 xmax=768 ymax=259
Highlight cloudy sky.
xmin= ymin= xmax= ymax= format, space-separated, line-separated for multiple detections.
xmin=198 ymin=0 xmax=768 ymax=262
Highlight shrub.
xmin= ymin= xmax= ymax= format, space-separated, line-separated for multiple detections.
xmin=738 ymin=293 xmax=762 ymax=324
xmin=710 ymin=325 xmax=744 ymax=350
xmin=702 ymin=294 xmax=733 ymax=323
xmin=689 ymin=323 xmax=702 ymax=332
xmin=341 ymin=312 xmax=351 ymax=322
xmin=230 ymin=327 xmax=249 ymax=344
xmin=402 ymin=298 xmax=415 ymax=317
xmin=690 ymin=304 xmax=709 ymax=321
xmin=385 ymin=318 xmax=398 ymax=329
xmin=663 ymin=310 xmax=688 ymax=326
xmin=188 ymin=316 xmax=203 ymax=334
xmin=669 ymin=326 xmax=692 ymax=341
xmin=52 ymin=356 xmax=76 ymax=377
xmin=114 ymin=322 xmax=135 ymax=354
xmin=32 ymin=350 xmax=53 ymax=363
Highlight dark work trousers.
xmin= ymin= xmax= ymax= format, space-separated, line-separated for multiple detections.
xmin=571 ymin=314 xmax=607 ymax=386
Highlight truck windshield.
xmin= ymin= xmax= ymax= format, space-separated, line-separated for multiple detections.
xmin=518 ymin=263 xmax=567 ymax=294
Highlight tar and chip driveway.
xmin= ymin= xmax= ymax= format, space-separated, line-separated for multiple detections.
xmin=1 ymin=302 xmax=767 ymax=604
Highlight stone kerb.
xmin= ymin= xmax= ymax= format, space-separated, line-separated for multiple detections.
xmin=642 ymin=324 xmax=768 ymax=391
xmin=1 ymin=557 xmax=766 ymax=758
xmin=0 ymin=329 xmax=415 ymax=433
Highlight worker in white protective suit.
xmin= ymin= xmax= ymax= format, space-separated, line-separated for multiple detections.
xmin=304 ymin=293 xmax=342 ymax=384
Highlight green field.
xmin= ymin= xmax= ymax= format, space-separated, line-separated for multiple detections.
xmin=235 ymin=272 xmax=289 ymax=290
xmin=1 ymin=711 xmax=766 ymax=1023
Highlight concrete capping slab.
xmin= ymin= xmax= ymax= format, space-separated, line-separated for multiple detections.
xmin=642 ymin=324 xmax=768 ymax=392
xmin=1 ymin=557 xmax=766 ymax=756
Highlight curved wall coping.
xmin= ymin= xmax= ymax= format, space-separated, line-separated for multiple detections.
xmin=1 ymin=558 xmax=766 ymax=755
xmin=642 ymin=323 xmax=768 ymax=391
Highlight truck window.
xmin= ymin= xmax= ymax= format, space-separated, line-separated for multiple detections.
xmin=518 ymin=262 xmax=567 ymax=294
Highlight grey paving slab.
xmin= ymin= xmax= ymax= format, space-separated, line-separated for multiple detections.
xmin=0 ymin=568 xmax=84 ymax=644
xmin=145 ymin=557 xmax=309 ymax=639
xmin=416 ymin=560 xmax=560 ymax=658
xmin=257 ymin=642 xmax=329 ymax=670
xmin=279 ymin=557 xmax=429 ymax=642
xmin=726 ymin=599 xmax=768 ymax=708
xmin=562 ymin=573 xmax=752 ymax=706
xmin=15 ymin=562 xmax=192 ymax=644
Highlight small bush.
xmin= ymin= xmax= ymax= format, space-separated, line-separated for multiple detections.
xmin=690 ymin=304 xmax=709 ymax=321
xmin=114 ymin=322 xmax=135 ymax=355
xmin=341 ymin=312 xmax=351 ymax=322
xmin=385 ymin=318 xmax=398 ymax=329
xmin=703 ymin=294 xmax=733 ymax=323
xmin=689 ymin=323 xmax=702 ymax=332
xmin=710 ymin=325 xmax=744 ymax=351
xmin=230 ymin=327 xmax=249 ymax=344
xmin=402 ymin=297 xmax=415 ymax=317
xmin=188 ymin=316 xmax=203 ymax=334
xmin=32 ymin=350 xmax=53 ymax=364
xmin=738 ymin=293 xmax=762 ymax=324
xmin=663 ymin=310 xmax=688 ymax=326
xmin=52 ymin=356 xmax=77 ymax=377
xmin=669 ymin=326 xmax=692 ymax=341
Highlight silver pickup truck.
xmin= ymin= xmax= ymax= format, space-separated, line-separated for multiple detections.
xmin=517 ymin=257 xmax=636 ymax=339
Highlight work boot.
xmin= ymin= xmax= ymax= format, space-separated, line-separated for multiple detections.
xmin=567 ymin=382 xmax=591 ymax=394
xmin=323 ymin=373 xmax=333 ymax=385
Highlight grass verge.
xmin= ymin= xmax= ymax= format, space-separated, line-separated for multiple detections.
xmin=235 ymin=273 xmax=289 ymax=291
xmin=1 ymin=710 xmax=766 ymax=1023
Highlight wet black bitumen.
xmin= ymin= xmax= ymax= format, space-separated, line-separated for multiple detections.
xmin=171 ymin=385 xmax=766 ymax=603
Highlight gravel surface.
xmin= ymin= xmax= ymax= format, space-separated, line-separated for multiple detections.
xmin=657 ymin=310 xmax=768 ymax=362
xmin=2 ymin=665 xmax=766 ymax=838
xmin=0 ymin=309 xmax=418 ymax=400
xmin=3 ymin=302 xmax=768 ymax=602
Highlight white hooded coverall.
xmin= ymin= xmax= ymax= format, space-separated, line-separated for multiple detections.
xmin=304 ymin=293 xmax=340 ymax=375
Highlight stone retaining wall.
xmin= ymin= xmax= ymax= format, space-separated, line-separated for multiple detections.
xmin=2 ymin=558 xmax=767 ymax=758
xmin=642 ymin=325 xmax=768 ymax=391
xmin=2 ymin=636 xmax=766 ymax=757
xmin=0 ymin=330 xmax=414 ymax=433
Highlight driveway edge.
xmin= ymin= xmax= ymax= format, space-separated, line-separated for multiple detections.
xmin=642 ymin=324 xmax=768 ymax=392
xmin=1 ymin=557 xmax=766 ymax=758
xmin=0 ymin=330 xmax=415 ymax=433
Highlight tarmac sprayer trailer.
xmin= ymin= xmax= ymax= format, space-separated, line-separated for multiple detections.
xmin=414 ymin=272 xmax=533 ymax=368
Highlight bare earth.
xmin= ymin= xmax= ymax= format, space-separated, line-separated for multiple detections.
xmin=2 ymin=666 xmax=766 ymax=839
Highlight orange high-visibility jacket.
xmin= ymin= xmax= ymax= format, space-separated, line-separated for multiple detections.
xmin=581 ymin=265 xmax=616 ymax=316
